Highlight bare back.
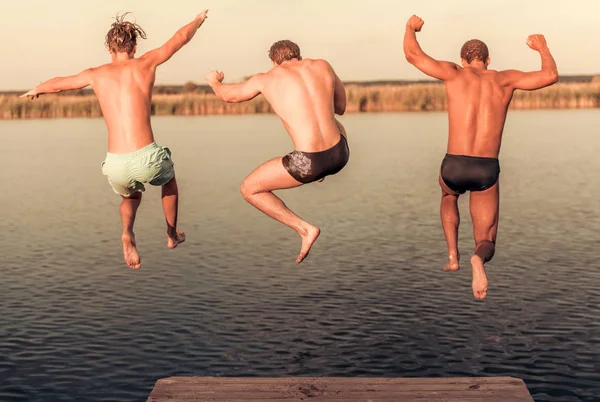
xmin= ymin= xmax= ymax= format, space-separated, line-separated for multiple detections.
xmin=89 ymin=59 xmax=156 ymax=154
xmin=445 ymin=68 xmax=514 ymax=158
xmin=261 ymin=59 xmax=341 ymax=152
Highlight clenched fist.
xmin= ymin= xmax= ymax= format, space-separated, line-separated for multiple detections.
xmin=526 ymin=34 xmax=548 ymax=51
xmin=206 ymin=70 xmax=224 ymax=86
xmin=406 ymin=15 xmax=425 ymax=32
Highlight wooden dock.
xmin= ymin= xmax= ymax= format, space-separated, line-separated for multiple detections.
xmin=147 ymin=376 xmax=534 ymax=401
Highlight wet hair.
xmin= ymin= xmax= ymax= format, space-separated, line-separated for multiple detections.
xmin=105 ymin=13 xmax=147 ymax=56
xmin=268 ymin=40 xmax=301 ymax=65
xmin=460 ymin=39 xmax=489 ymax=64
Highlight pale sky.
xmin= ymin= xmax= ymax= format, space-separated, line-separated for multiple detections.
xmin=1 ymin=0 xmax=599 ymax=90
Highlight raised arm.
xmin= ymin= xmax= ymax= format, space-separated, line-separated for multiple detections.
xmin=21 ymin=69 xmax=94 ymax=99
xmin=206 ymin=71 xmax=265 ymax=103
xmin=333 ymin=72 xmax=346 ymax=115
xmin=403 ymin=15 xmax=458 ymax=81
xmin=141 ymin=10 xmax=208 ymax=67
xmin=500 ymin=35 xmax=558 ymax=91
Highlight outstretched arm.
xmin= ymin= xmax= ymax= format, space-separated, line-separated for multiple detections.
xmin=403 ymin=15 xmax=458 ymax=81
xmin=141 ymin=10 xmax=208 ymax=67
xmin=206 ymin=71 xmax=264 ymax=103
xmin=501 ymin=35 xmax=558 ymax=91
xmin=21 ymin=69 xmax=93 ymax=99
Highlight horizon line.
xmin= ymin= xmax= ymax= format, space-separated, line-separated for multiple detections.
xmin=1 ymin=73 xmax=598 ymax=94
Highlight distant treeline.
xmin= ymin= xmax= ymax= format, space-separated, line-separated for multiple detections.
xmin=2 ymin=75 xmax=599 ymax=119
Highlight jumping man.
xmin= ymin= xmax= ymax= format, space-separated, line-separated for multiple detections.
xmin=404 ymin=15 xmax=558 ymax=299
xmin=206 ymin=40 xmax=350 ymax=263
xmin=22 ymin=11 xmax=209 ymax=269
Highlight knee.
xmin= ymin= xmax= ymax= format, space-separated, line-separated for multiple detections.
xmin=127 ymin=191 xmax=143 ymax=200
xmin=240 ymin=181 xmax=254 ymax=201
xmin=475 ymin=239 xmax=496 ymax=253
xmin=475 ymin=240 xmax=495 ymax=262
xmin=162 ymin=178 xmax=178 ymax=196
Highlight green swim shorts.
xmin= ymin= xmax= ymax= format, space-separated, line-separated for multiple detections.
xmin=101 ymin=142 xmax=175 ymax=197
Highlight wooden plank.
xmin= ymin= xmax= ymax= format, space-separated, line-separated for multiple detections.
xmin=150 ymin=382 xmax=526 ymax=395
xmin=149 ymin=399 xmax=522 ymax=402
xmin=153 ymin=377 xmax=521 ymax=385
xmin=147 ymin=377 xmax=534 ymax=402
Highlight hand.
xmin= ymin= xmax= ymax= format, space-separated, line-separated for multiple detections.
xmin=205 ymin=70 xmax=224 ymax=86
xmin=197 ymin=9 xmax=209 ymax=23
xmin=526 ymin=34 xmax=548 ymax=51
xmin=20 ymin=89 xmax=39 ymax=100
xmin=406 ymin=15 xmax=424 ymax=32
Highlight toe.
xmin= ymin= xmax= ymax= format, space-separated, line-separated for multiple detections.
xmin=296 ymin=253 xmax=306 ymax=264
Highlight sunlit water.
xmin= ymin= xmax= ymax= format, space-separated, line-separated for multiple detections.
xmin=1 ymin=111 xmax=599 ymax=401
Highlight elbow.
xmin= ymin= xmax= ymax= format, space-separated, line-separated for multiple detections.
xmin=46 ymin=80 xmax=63 ymax=94
xmin=220 ymin=94 xmax=237 ymax=103
xmin=334 ymin=98 xmax=346 ymax=115
xmin=403 ymin=46 xmax=418 ymax=64
xmin=549 ymin=70 xmax=559 ymax=84
xmin=211 ymin=86 xmax=237 ymax=103
xmin=175 ymin=30 xmax=191 ymax=46
xmin=404 ymin=52 xmax=419 ymax=66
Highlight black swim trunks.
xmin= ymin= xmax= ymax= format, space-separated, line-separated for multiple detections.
xmin=282 ymin=135 xmax=350 ymax=184
xmin=440 ymin=153 xmax=500 ymax=194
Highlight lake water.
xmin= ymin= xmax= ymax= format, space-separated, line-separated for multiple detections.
xmin=1 ymin=111 xmax=599 ymax=402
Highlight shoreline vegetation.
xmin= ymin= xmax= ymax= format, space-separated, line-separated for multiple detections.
xmin=1 ymin=75 xmax=599 ymax=120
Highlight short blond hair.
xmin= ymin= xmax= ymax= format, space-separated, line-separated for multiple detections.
xmin=268 ymin=40 xmax=301 ymax=65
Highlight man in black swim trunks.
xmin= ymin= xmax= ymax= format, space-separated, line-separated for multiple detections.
xmin=206 ymin=40 xmax=349 ymax=264
xmin=404 ymin=15 xmax=558 ymax=299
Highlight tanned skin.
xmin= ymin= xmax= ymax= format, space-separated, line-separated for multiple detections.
xmin=404 ymin=15 xmax=558 ymax=300
xmin=22 ymin=11 xmax=209 ymax=269
xmin=206 ymin=56 xmax=346 ymax=264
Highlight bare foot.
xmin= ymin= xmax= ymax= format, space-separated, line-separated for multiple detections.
xmin=122 ymin=234 xmax=141 ymax=270
xmin=444 ymin=251 xmax=460 ymax=271
xmin=296 ymin=225 xmax=321 ymax=264
xmin=167 ymin=230 xmax=186 ymax=249
xmin=470 ymin=255 xmax=488 ymax=300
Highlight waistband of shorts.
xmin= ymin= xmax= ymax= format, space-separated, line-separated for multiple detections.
xmin=294 ymin=133 xmax=347 ymax=155
xmin=106 ymin=142 xmax=160 ymax=158
xmin=445 ymin=153 xmax=498 ymax=162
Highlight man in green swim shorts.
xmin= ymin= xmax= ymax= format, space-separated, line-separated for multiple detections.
xmin=22 ymin=10 xmax=209 ymax=269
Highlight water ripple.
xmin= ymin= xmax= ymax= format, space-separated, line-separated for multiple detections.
xmin=1 ymin=113 xmax=599 ymax=401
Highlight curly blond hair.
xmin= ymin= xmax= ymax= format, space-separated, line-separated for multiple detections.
xmin=105 ymin=13 xmax=147 ymax=56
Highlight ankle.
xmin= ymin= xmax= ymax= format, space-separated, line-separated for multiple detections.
xmin=122 ymin=232 xmax=134 ymax=240
xmin=448 ymin=251 xmax=459 ymax=259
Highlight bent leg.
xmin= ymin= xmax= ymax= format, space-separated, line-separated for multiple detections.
xmin=162 ymin=175 xmax=185 ymax=249
xmin=241 ymin=157 xmax=320 ymax=264
xmin=120 ymin=192 xmax=142 ymax=269
xmin=439 ymin=173 xmax=461 ymax=271
xmin=468 ymin=182 xmax=500 ymax=300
